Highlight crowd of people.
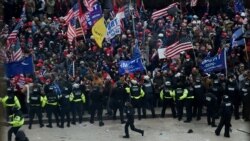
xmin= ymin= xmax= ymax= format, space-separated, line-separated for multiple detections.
xmin=0 ymin=0 xmax=250 ymax=140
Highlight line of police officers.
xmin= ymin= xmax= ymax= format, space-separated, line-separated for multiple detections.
xmin=1 ymin=72 xmax=250 ymax=138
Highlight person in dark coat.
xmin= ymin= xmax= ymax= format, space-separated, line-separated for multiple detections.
xmin=123 ymin=102 xmax=144 ymax=138
xmin=110 ymin=81 xmax=126 ymax=124
xmin=215 ymin=95 xmax=233 ymax=138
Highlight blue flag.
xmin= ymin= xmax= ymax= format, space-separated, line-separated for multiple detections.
xmin=200 ymin=50 xmax=227 ymax=73
xmin=86 ymin=3 xmax=102 ymax=28
xmin=5 ymin=55 xmax=34 ymax=77
xmin=231 ymin=27 xmax=245 ymax=48
xmin=119 ymin=58 xmax=145 ymax=75
xmin=132 ymin=40 xmax=141 ymax=59
xmin=232 ymin=27 xmax=244 ymax=40
xmin=234 ymin=0 xmax=245 ymax=13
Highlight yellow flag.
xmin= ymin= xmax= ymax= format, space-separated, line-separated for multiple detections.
xmin=92 ymin=17 xmax=107 ymax=48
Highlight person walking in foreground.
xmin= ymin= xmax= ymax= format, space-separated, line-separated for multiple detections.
xmin=123 ymin=102 xmax=144 ymax=138
xmin=215 ymin=95 xmax=233 ymax=138
xmin=8 ymin=107 xmax=24 ymax=141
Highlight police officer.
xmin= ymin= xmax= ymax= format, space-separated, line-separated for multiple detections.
xmin=211 ymin=78 xmax=223 ymax=112
xmin=7 ymin=107 xmax=24 ymax=141
xmin=193 ymin=77 xmax=205 ymax=120
xmin=142 ymin=75 xmax=155 ymax=118
xmin=0 ymin=87 xmax=21 ymax=121
xmin=215 ymin=95 xmax=233 ymax=138
xmin=111 ymin=81 xmax=126 ymax=124
xmin=226 ymin=75 xmax=240 ymax=120
xmin=70 ymin=83 xmax=86 ymax=124
xmin=240 ymin=81 xmax=250 ymax=121
xmin=123 ymin=102 xmax=144 ymax=138
xmin=160 ymin=81 xmax=176 ymax=118
xmin=205 ymin=92 xmax=218 ymax=127
xmin=173 ymin=76 xmax=188 ymax=121
xmin=59 ymin=86 xmax=72 ymax=128
xmin=125 ymin=80 xmax=145 ymax=120
xmin=184 ymin=79 xmax=195 ymax=123
xmin=44 ymin=86 xmax=60 ymax=128
xmin=89 ymin=85 xmax=104 ymax=126
xmin=28 ymin=85 xmax=45 ymax=129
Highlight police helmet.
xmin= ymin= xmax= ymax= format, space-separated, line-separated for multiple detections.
xmin=165 ymin=81 xmax=171 ymax=86
xmin=195 ymin=77 xmax=201 ymax=83
xmin=33 ymin=87 xmax=40 ymax=93
xmin=49 ymin=86 xmax=54 ymax=92
xmin=7 ymin=87 xmax=13 ymax=92
xmin=73 ymin=83 xmax=80 ymax=89
xmin=143 ymin=75 xmax=150 ymax=81
xmin=223 ymin=95 xmax=229 ymax=102
xmin=245 ymin=81 xmax=250 ymax=86
xmin=131 ymin=80 xmax=137 ymax=85
xmin=213 ymin=79 xmax=219 ymax=84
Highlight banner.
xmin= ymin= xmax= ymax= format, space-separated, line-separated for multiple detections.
xmin=86 ymin=3 xmax=103 ymax=27
xmin=200 ymin=50 xmax=227 ymax=73
xmin=106 ymin=18 xmax=121 ymax=41
xmin=92 ymin=17 xmax=107 ymax=48
xmin=119 ymin=58 xmax=145 ymax=75
xmin=158 ymin=48 xmax=166 ymax=59
xmin=5 ymin=55 xmax=34 ymax=77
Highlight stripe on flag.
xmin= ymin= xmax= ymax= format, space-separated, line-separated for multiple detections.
xmin=164 ymin=36 xmax=193 ymax=58
xmin=67 ymin=22 xmax=76 ymax=43
xmin=64 ymin=3 xmax=80 ymax=24
xmin=190 ymin=0 xmax=198 ymax=7
xmin=11 ymin=38 xmax=23 ymax=62
xmin=151 ymin=2 xmax=178 ymax=21
xmin=83 ymin=0 xmax=97 ymax=11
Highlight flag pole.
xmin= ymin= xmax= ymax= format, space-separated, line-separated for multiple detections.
xmin=224 ymin=49 xmax=228 ymax=79
xmin=73 ymin=60 xmax=75 ymax=78
xmin=189 ymin=31 xmax=198 ymax=67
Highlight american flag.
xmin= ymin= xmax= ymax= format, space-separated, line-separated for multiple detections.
xmin=6 ymin=4 xmax=26 ymax=50
xmin=11 ymin=38 xmax=23 ymax=62
xmin=64 ymin=3 xmax=80 ymax=24
xmin=78 ymin=1 xmax=88 ymax=32
xmin=190 ymin=0 xmax=198 ymax=7
xmin=151 ymin=2 xmax=179 ymax=21
xmin=6 ymin=22 xmax=22 ymax=50
xmin=67 ymin=20 xmax=77 ymax=43
xmin=164 ymin=36 xmax=193 ymax=58
xmin=83 ymin=0 xmax=97 ymax=11
xmin=75 ymin=18 xmax=84 ymax=37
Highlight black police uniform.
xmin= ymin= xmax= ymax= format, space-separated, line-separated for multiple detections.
xmin=142 ymin=81 xmax=155 ymax=118
xmin=240 ymin=82 xmax=250 ymax=121
xmin=89 ymin=86 xmax=104 ymax=126
xmin=193 ymin=80 xmax=205 ymax=120
xmin=205 ymin=92 xmax=218 ymax=127
xmin=111 ymin=83 xmax=126 ymax=123
xmin=160 ymin=85 xmax=176 ymax=118
xmin=46 ymin=87 xmax=60 ymax=128
xmin=215 ymin=96 xmax=233 ymax=138
xmin=28 ymin=87 xmax=44 ymax=129
xmin=130 ymin=84 xmax=143 ymax=120
xmin=71 ymin=88 xmax=84 ymax=124
xmin=174 ymin=86 xmax=187 ymax=121
xmin=59 ymin=86 xmax=71 ymax=128
xmin=184 ymin=84 xmax=195 ymax=122
xmin=123 ymin=104 xmax=144 ymax=138
xmin=211 ymin=80 xmax=223 ymax=114
xmin=226 ymin=81 xmax=240 ymax=119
